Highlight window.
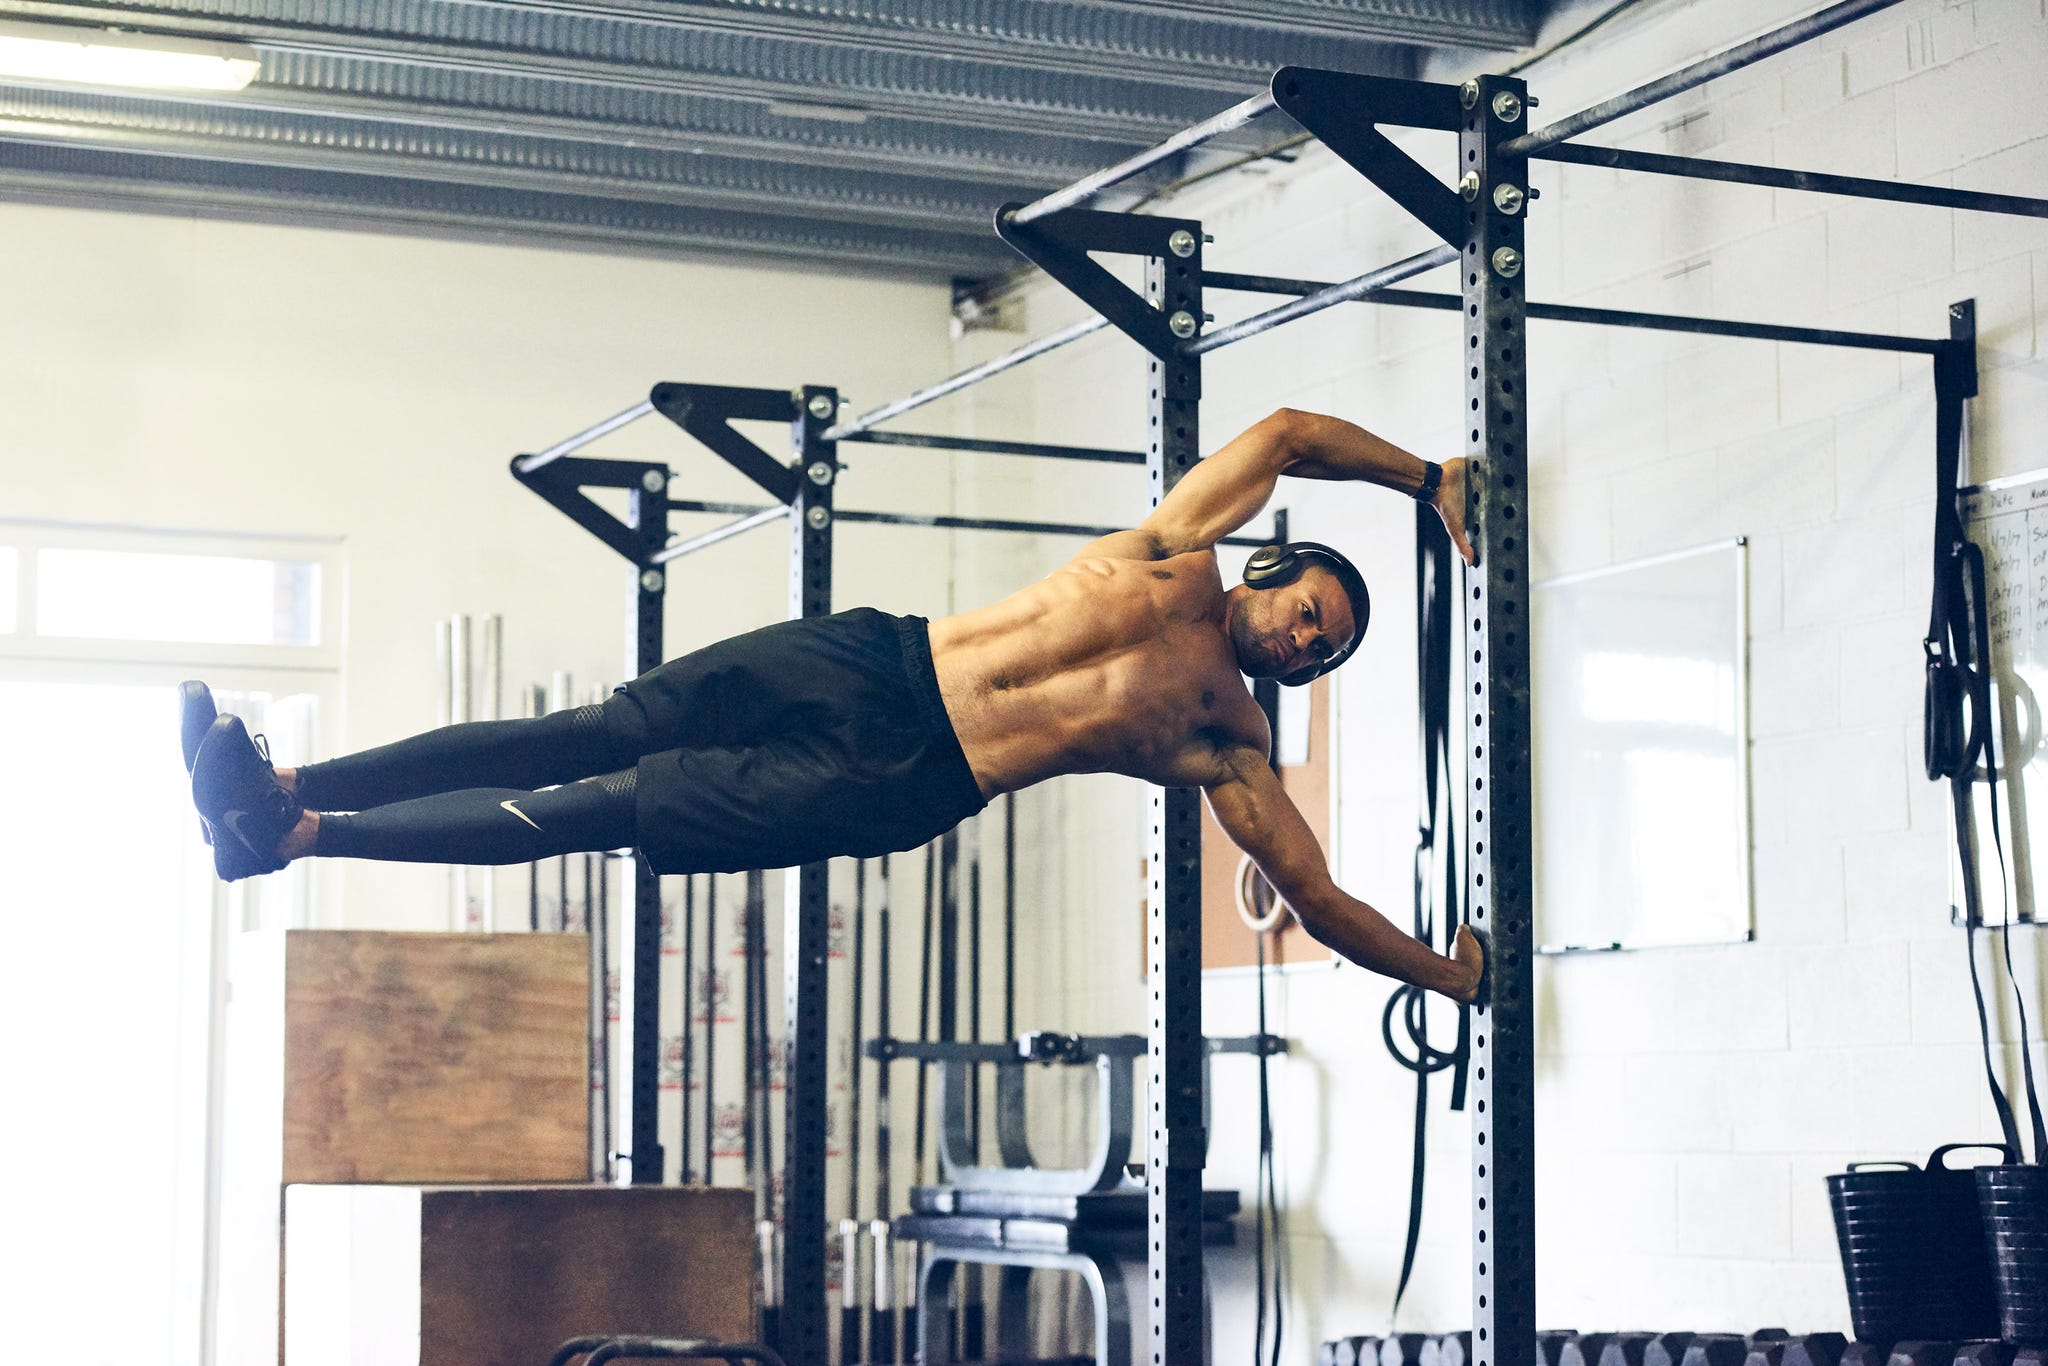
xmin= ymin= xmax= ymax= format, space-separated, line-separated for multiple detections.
xmin=0 ymin=519 xmax=340 ymax=1365
xmin=0 ymin=521 xmax=340 ymax=671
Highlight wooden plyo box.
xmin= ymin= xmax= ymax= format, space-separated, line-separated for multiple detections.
xmin=217 ymin=930 xmax=592 ymax=1365
xmin=284 ymin=1184 xmax=754 ymax=1366
xmin=232 ymin=929 xmax=591 ymax=1185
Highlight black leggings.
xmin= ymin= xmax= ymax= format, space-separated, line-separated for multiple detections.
xmin=299 ymin=703 xmax=643 ymax=864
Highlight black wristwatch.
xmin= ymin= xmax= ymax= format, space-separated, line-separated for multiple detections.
xmin=1414 ymin=459 xmax=1444 ymax=503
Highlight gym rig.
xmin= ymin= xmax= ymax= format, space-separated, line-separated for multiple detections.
xmin=513 ymin=0 xmax=2048 ymax=1356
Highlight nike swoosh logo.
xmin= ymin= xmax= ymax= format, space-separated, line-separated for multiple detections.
xmin=222 ymin=809 xmax=266 ymax=854
xmin=500 ymin=799 xmax=542 ymax=831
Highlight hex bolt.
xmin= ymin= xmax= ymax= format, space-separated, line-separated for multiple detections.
xmin=807 ymin=460 xmax=834 ymax=485
xmin=1492 ymin=90 xmax=1523 ymax=122
xmin=806 ymin=393 xmax=834 ymax=419
xmin=639 ymin=569 xmax=665 ymax=593
xmin=1492 ymin=183 xmax=1526 ymax=215
xmin=1168 ymin=310 xmax=1199 ymax=339
xmin=1460 ymin=79 xmax=1480 ymax=109
xmin=641 ymin=469 xmax=667 ymax=493
xmin=1460 ymin=171 xmax=1482 ymax=202
xmin=1491 ymin=246 xmax=1523 ymax=278
xmin=806 ymin=505 xmax=832 ymax=530
xmin=1168 ymin=229 xmax=1197 ymax=258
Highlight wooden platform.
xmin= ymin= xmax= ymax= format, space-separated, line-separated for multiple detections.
xmin=218 ymin=929 xmax=594 ymax=1364
xmin=285 ymin=1184 xmax=753 ymax=1365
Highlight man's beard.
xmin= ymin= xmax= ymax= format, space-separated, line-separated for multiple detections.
xmin=1228 ymin=598 xmax=1281 ymax=678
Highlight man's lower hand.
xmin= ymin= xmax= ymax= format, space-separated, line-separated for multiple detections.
xmin=1450 ymin=923 xmax=1486 ymax=1004
xmin=1436 ymin=457 xmax=1477 ymax=566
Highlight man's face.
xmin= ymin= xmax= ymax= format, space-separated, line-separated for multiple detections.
xmin=1228 ymin=564 xmax=1358 ymax=680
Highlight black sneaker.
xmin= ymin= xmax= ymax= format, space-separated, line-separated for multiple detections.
xmin=191 ymin=713 xmax=301 ymax=882
xmin=178 ymin=681 xmax=217 ymax=845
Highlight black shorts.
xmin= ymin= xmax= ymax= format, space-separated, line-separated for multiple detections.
xmin=610 ymin=608 xmax=988 ymax=874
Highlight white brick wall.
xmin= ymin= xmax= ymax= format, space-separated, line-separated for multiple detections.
xmin=944 ymin=0 xmax=2048 ymax=1347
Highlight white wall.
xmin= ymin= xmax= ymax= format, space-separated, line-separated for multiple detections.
xmin=0 ymin=202 xmax=960 ymax=927
xmin=951 ymin=0 xmax=2048 ymax=1345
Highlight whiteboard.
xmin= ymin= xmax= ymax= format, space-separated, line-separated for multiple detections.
xmin=1956 ymin=472 xmax=2048 ymax=927
xmin=1530 ymin=539 xmax=1753 ymax=952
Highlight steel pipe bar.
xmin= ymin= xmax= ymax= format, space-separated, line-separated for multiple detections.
xmin=668 ymin=498 xmax=775 ymax=515
xmin=650 ymin=504 xmax=789 ymax=563
xmin=1184 ymin=245 xmax=1457 ymax=355
xmin=1205 ymin=270 xmax=1945 ymax=353
xmin=515 ymin=399 xmax=657 ymax=474
xmin=1503 ymin=0 xmax=1908 ymax=156
xmin=1009 ymin=89 xmax=1278 ymax=224
xmin=1535 ymin=141 xmax=2048 ymax=218
xmin=835 ymin=507 xmax=1266 ymax=546
xmin=840 ymin=430 xmax=1144 ymax=464
xmin=824 ymin=317 xmax=1109 ymax=440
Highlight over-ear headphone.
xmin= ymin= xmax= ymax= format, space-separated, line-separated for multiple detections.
xmin=1242 ymin=540 xmax=1371 ymax=687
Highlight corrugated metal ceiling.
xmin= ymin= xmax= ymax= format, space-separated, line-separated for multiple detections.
xmin=0 ymin=0 xmax=1542 ymax=277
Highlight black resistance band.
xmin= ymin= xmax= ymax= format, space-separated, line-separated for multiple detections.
xmin=1384 ymin=502 xmax=1473 ymax=1324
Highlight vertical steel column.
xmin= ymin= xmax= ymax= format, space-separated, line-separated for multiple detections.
xmin=1462 ymin=73 xmax=1535 ymax=1361
xmin=624 ymin=464 xmax=671 ymax=1184
xmin=782 ymin=384 xmax=839 ymax=1361
xmin=1146 ymin=236 xmax=1205 ymax=1364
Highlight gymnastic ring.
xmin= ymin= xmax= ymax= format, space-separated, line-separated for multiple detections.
xmin=1234 ymin=853 xmax=1288 ymax=934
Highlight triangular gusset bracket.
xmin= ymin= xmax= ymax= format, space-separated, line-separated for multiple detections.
xmin=650 ymin=382 xmax=801 ymax=505
xmin=995 ymin=205 xmax=1205 ymax=378
xmin=511 ymin=454 xmax=669 ymax=567
xmin=1271 ymin=67 xmax=1467 ymax=248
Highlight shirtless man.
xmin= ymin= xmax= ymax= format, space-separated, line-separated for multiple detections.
xmin=184 ymin=408 xmax=1483 ymax=1003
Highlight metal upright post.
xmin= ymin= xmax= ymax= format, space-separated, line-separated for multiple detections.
xmin=1463 ymin=72 xmax=1535 ymax=1365
xmin=1147 ymin=233 xmax=1206 ymax=1366
xmin=781 ymin=383 xmax=839 ymax=1362
xmin=625 ymin=463 xmax=671 ymax=1185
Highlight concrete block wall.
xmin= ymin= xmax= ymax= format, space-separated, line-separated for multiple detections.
xmin=952 ymin=0 xmax=2048 ymax=1346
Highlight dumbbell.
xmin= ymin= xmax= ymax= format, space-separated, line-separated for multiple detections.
xmin=1780 ymin=1333 xmax=1849 ymax=1366
xmin=1647 ymin=1333 xmax=1702 ymax=1366
xmin=1753 ymin=1333 xmax=1794 ymax=1345
xmin=1324 ymin=1336 xmax=1382 ymax=1366
xmin=1841 ymin=1345 xmax=1892 ymax=1366
xmin=1540 ymin=1332 xmax=1584 ymax=1366
xmin=1564 ymin=1334 xmax=1619 ymax=1366
xmin=2013 ymin=1350 xmax=2047 ymax=1366
xmin=1887 ymin=1344 xmax=1959 ymax=1366
xmin=1438 ymin=1331 xmax=1475 ymax=1366
xmin=1383 ymin=1333 xmax=1433 ymax=1366
xmin=1598 ymin=1334 xmax=1661 ymax=1366
xmin=1680 ymin=1334 xmax=1750 ymax=1366
xmin=1954 ymin=1345 xmax=2014 ymax=1366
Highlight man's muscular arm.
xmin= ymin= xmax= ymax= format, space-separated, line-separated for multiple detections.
xmin=1136 ymin=409 xmax=1474 ymax=564
xmin=1204 ymin=743 xmax=1482 ymax=1002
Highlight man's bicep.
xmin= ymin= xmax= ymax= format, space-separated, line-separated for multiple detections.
xmin=1202 ymin=750 xmax=1333 ymax=902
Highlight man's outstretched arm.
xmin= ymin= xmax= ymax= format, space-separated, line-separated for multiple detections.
xmin=1135 ymin=408 xmax=1474 ymax=564
xmin=1203 ymin=743 xmax=1482 ymax=1002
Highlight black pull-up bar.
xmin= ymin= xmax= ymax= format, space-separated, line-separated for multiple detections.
xmin=1204 ymin=270 xmax=1947 ymax=355
xmin=1536 ymin=142 xmax=2048 ymax=219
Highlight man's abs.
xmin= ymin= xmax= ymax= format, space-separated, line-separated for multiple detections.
xmin=928 ymin=551 xmax=1255 ymax=794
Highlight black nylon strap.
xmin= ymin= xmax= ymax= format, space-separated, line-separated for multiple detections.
xmin=1386 ymin=502 xmax=1473 ymax=1323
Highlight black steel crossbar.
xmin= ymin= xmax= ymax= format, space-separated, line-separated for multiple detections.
xmin=1534 ymin=141 xmax=2048 ymax=217
xmin=825 ymin=317 xmax=1109 ymax=440
xmin=1205 ymin=270 xmax=1944 ymax=354
xmin=836 ymin=507 xmax=1267 ymax=547
xmin=1184 ymin=245 xmax=1457 ymax=355
xmin=1010 ymin=90 xmax=1279 ymax=225
xmin=1503 ymin=0 xmax=1907 ymax=155
xmin=841 ymin=430 xmax=1144 ymax=465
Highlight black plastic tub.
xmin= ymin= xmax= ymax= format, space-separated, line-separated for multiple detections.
xmin=1976 ymin=1162 xmax=2048 ymax=1345
xmin=1828 ymin=1144 xmax=2010 ymax=1340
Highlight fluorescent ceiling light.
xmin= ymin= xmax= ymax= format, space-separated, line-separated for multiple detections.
xmin=0 ymin=20 xmax=259 ymax=92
